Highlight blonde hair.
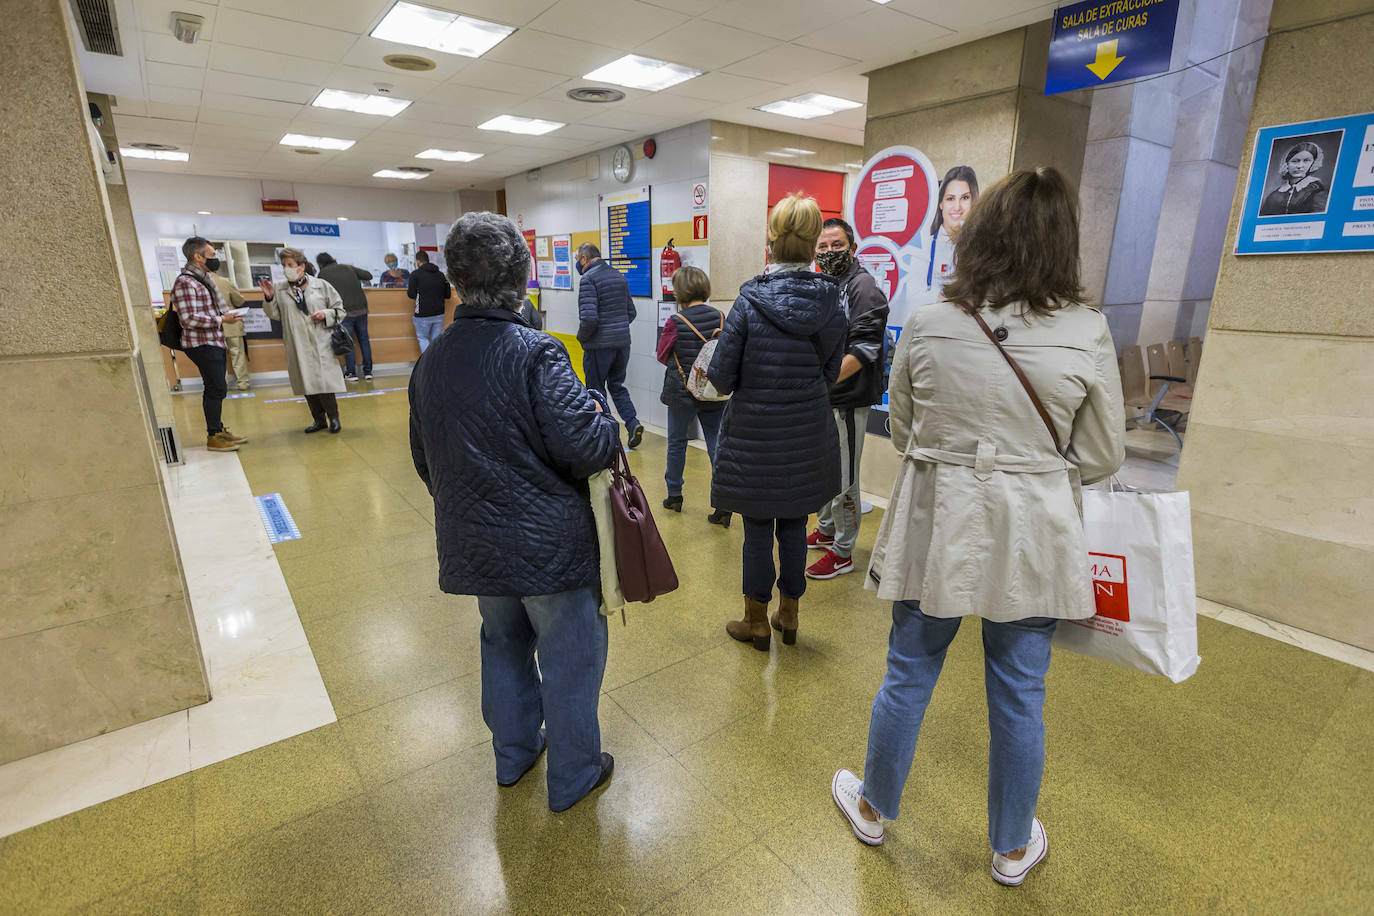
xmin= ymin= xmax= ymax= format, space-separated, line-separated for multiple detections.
xmin=768 ymin=193 xmax=823 ymax=263
xmin=277 ymin=247 xmax=307 ymax=266
xmin=671 ymin=266 xmax=710 ymax=304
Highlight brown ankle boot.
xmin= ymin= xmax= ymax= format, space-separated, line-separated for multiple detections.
xmin=770 ymin=595 xmax=799 ymax=645
xmin=726 ymin=598 xmax=771 ymax=651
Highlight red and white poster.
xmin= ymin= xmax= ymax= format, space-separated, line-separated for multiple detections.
xmin=854 ymin=236 xmax=901 ymax=303
xmin=846 ymin=145 xmax=939 ymax=319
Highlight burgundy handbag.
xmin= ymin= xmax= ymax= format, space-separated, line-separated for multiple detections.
xmin=608 ymin=444 xmax=678 ymax=602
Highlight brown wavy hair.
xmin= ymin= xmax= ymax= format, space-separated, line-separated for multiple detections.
xmin=942 ymin=166 xmax=1086 ymax=317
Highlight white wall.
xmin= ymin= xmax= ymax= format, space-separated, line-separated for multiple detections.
xmin=504 ymin=121 xmax=712 ymax=431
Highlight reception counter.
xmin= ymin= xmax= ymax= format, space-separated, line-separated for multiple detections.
xmin=158 ymin=287 xmax=459 ymax=387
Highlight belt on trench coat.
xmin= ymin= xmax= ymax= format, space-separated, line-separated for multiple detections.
xmin=904 ymin=440 xmax=1069 ymax=481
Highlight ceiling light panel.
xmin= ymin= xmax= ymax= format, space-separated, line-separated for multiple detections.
xmin=582 ymin=55 xmax=702 ymax=92
xmin=478 ymin=115 xmax=564 ymax=135
xmin=370 ymin=2 xmax=516 ymax=59
xmin=373 ymin=169 xmax=430 ymax=179
xmin=120 ymin=147 xmax=189 ymax=161
xmin=755 ymin=93 xmax=862 ymax=120
xmin=279 ymin=133 xmax=356 ymax=150
xmin=312 ymin=89 xmax=412 ymax=117
xmin=416 ymin=149 xmax=484 ymax=162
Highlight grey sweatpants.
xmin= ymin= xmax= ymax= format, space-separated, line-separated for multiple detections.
xmin=816 ymin=406 xmax=869 ymax=558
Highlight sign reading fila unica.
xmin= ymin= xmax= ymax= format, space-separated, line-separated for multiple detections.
xmin=1089 ymin=552 xmax=1130 ymax=621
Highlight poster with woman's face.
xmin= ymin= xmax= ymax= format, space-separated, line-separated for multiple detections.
xmin=1257 ymin=130 xmax=1343 ymax=217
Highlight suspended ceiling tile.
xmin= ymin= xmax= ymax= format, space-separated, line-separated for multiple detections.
xmin=147 ymin=85 xmax=203 ymax=107
xmin=201 ymin=92 xmax=306 ymax=120
xmin=112 ymin=98 xmax=150 ymax=117
xmin=526 ymin=0 xmax=687 ymax=49
xmin=667 ymin=70 xmax=784 ymax=103
xmin=202 ymin=71 xmax=320 ymax=105
xmin=443 ymin=60 xmax=568 ymax=97
xmin=482 ymin=29 xmax=625 ymax=77
xmin=722 ymin=43 xmax=858 ymax=82
xmin=113 ymin=115 xmax=198 ymax=145
xmin=702 ymin=0 xmax=874 ymax=42
xmin=634 ymin=19 xmax=778 ymax=71
xmin=793 ymin=8 xmax=952 ymax=60
xmin=219 ymin=0 xmax=384 ymax=33
xmin=134 ymin=0 xmax=219 ymax=35
xmin=640 ymin=0 xmax=722 ymax=14
xmin=214 ymin=9 xmax=358 ymax=61
xmin=208 ymin=43 xmax=325 ymax=85
xmin=141 ymin=32 xmax=212 ymax=68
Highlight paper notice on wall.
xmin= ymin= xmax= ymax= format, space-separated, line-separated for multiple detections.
xmin=1252 ymin=221 xmax=1324 ymax=242
xmin=537 ymin=260 xmax=555 ymax=287
xmin=874 ymin=181 xmax=905 ymax=200
xmin=156 ymin=245 xmax=180 ymax=273
xmin=241 ymin=307 xmax=272 ymax=334
xmin=658 ymin=300 xmax=674 ymax=329
xmin=872 ymin=198 xmax=909 ymax=233
xmin=872 ymin=166 xmax=914 ymax=182
xmin=536 ymin=236 xmax=551 ymax=258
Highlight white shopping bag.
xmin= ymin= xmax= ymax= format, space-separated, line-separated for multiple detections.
xmin=1054 ymin=486 xmax=1201 ymax=683
xmin=588 ymin=470 xmax=625 ymax=617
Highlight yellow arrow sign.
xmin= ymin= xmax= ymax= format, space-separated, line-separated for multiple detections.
xmin=1086 ymin=39 xmax=1125 ymax=80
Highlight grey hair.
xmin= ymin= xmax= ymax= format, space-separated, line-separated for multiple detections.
xmin=577 ymin=242 xmax=600 ymax=260
xmin=443 ymin=212 xmax=530 ymax=312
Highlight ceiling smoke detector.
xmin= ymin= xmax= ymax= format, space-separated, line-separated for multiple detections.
xmin=384 ymin=53 xmax=437 ymax=72
xmin=171 ymin=12 xmax=203 ymax=44
xmin=567 ymin=87 xmax=625 ymax=104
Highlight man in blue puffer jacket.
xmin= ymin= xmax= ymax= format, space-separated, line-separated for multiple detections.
xmin=410 ymin=213 xmax=620 ymax=813
xmin=576 ymin=243 xmax=645 ymax=448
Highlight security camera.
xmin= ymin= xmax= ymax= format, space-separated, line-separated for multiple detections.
xmin=374 ymin=82 xmax=394 ymax=95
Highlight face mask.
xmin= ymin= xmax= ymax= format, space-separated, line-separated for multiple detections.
xmin=385 ymin=262 xmax=397 ymax=270
xmin=576 ymin=260 xmax=586 ymax=276
xmin=815 ymin=249 xmax=853 ymax=277
xmin=204 ymin=257 xmax=221 ymax=272
xmin=284 ymin=266 xmax=304 ymax=282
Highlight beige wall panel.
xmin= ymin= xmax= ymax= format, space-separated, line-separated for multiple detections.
xmin=1192 ymin=511 xmax=1374 ymax=651
xmin=1011 ymin=88 xmax=1094 ymax=188
xmin=863 ymin=94 xmax=1019 ymax=185
xmin=0 ymin=485 xmax=186 ymax=639
xmin=1209 ymin=10 xmax=1374 ymax=337
xmin=0 ymin=357 xmax=157 ymax=506
xmin=864 ymin=29 xmax=1027 ymax=119
xmin=708 ymin=154 xmax=771 ymax=307
xmin=0 ymin=598 xmax=208 ymax=764
xmin=0 ymin=2 xmax=133 ymax=357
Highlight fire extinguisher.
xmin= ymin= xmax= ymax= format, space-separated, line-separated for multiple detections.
xmin=660 ymin=239 xmax=681 ymax=301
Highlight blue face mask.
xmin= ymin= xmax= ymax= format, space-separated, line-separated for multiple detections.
xmin=575 ymin=260 xmax=586 ymax=276
xmin=385 ymin=261 xmax=397 ymax=270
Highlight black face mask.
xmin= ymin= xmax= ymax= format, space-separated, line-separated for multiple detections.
xmin=815 ymin=249 xmax=853 ymax=277
xmin=204 ymin=257 xmax=221 ymax=272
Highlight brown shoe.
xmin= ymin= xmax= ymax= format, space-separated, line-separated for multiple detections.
xmin=770 ymin=594 xmax=799 ymax=646
xmin=726 ymin=597 xmax=770 ymax=651
xmin=219 ymin=427 xmax=249 ymax=444
xmin=207 ymin=432 xmax=240 ymax=452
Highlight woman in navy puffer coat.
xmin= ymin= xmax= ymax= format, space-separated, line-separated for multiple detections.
xmin=708 ymin=193 xmax=847 ymax=651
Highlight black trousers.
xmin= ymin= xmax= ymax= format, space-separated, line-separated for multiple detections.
xmin=741 ymin=516 xmax=808 ymax=603
xmin=305 ymin=393 xmax=339 ymax=422
xmin=183 ymin=345 xmax=227 ymax=435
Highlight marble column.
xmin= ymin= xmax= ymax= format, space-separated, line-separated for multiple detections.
xmin=0 ymin=0 xmax=209 ymax=764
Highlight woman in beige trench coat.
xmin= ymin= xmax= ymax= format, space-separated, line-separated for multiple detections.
xmin=831 ymin=168 xmax=1125 ymax=887
xmin=258 ymin=247 xmax=348 ymax=433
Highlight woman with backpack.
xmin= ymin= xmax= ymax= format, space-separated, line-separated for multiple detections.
xmin=655 ymin=266 xmax=731 ymax=527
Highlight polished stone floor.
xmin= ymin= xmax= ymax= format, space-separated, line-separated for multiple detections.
xmin=1 ymin=375 xmax=1371 ymax=914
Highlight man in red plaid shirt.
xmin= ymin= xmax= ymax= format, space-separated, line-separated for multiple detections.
xmin=172 ymin=237 xmax=249 ymax=452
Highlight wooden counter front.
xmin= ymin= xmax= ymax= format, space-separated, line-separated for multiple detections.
xmin=159 ymin=287 xmax=457 ymax=387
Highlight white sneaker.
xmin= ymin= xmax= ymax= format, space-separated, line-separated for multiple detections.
xmin=991 ymin=818 xmax=1047 ymax=886
xmin=831 ymin=769 xmax=883 ymax=846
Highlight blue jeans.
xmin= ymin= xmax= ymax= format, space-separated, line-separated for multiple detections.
xmin=665 ymin=403 xmax=723 ymax=498
xmin=414 ymin=315 xmax=444 ymax=354
xmin=583 ymin=347 xmax=638 ymax=432
xmin=342 ymin=315 xmax=371 ymax=375
xmin=475 ymin=585 xmax=608 ymax=811
xmin=741 ymin=516 xmax=807 ymax=603
xmin=861 ymin=601 xmax=1058 ymax=854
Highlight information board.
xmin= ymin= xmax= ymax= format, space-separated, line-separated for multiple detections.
xmin=600 ymin=186 xmax=652 ymax=297
xmin=1045 ymin=0 xmax=1180 ymax=95
xmin=1235 ymin=111 xmax=1374 ymax=255
xmin=551 ymin=235 xmax=572 ymax=290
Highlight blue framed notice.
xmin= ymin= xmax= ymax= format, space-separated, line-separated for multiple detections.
xmin=1045 ymin=0 xmax=1180 ymax=95
xmin=1235 ymin=111 xmax=1374 ymax=255
xmin=600 ymin=187 xmax=652 ymax=297
xmin=289 ymin=220 xmax=340 ymax=237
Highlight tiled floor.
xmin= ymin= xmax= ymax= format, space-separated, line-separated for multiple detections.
xmin=2 ymin=375 xmax=1372 ymax=914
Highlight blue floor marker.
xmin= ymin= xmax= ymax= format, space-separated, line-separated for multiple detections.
xmin=255 ymin=493 xmax=301 ymax=543
xmin=226 ymin=392 xmax=256 ymax=399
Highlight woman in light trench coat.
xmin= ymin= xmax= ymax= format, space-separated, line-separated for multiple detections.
xmin=830 ymin=167 xmax=1125 ymax=887
xmin=258 ymin=247 xmax=348 ymax=433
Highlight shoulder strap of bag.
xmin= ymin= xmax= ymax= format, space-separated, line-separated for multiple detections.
xmin=674 ymin=312 xmax=709 ymax=343
xmin=178 ymin=268 xmax=220 ymax=307
xmin=971 ymin=310 xmax=1063 ymax=454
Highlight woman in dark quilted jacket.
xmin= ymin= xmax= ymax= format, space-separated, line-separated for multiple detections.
xmin=656 ymin=265 xmax=730 ymax=526
xmin=707 ymin=194 xmax=848 ymax=650
xmin=409 ymin=212 xmax=620 ymax=813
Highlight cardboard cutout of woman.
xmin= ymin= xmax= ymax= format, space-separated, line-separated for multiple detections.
xmin=926 ymin=165 xmax=980 ymax=297
xmin=1260 ymin=141 xmax=1329 ymax=216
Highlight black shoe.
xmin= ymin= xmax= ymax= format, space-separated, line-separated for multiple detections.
xmin=550 ymin=753 xmax=614 ymax=812
xmin=707 ymin=508 xmax=732 ymax=528
xmin=663 ymin=495 xmax=683 ymax=512
xmin=343 ymin=372 xmax=358 ymax=381
xmin=627 ymin=423 xmax=644 ymax=450
xmin=329 ymin=418 xmax=341 ymax=434
xmin=498 ymin=729 xmax=547 ymax=788
xmin=304 ymin=421 xmax=326 ymax=433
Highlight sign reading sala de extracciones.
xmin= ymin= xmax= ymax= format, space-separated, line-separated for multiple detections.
xmin=1235 ymin=111 xmax=1374 ymax=255
xmin=1045 ymin=0 xmax=1180 ymax=95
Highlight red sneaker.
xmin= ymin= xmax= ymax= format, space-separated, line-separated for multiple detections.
xmin=806 ymin=530 xmax=835 ymax=551
xmin=806 ymin=550 xmax=854 ymax=580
